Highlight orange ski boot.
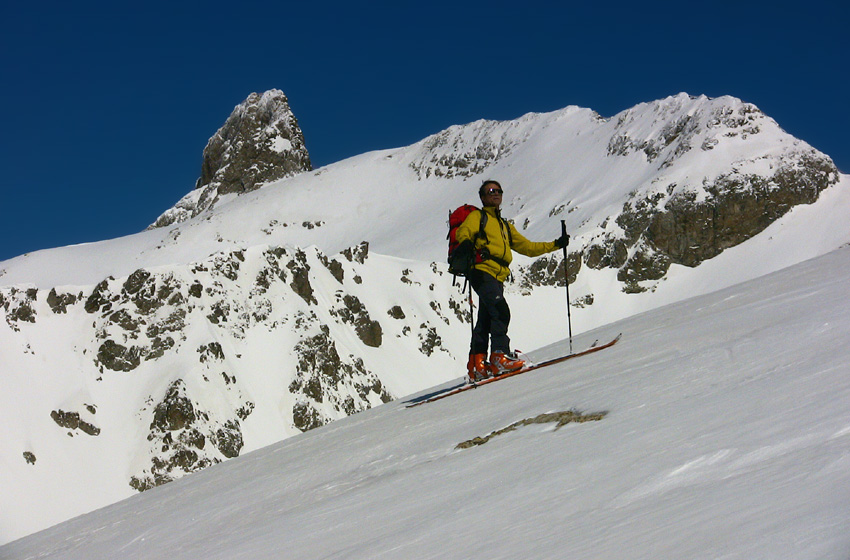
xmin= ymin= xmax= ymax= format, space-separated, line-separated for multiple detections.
xmin=467 ymin=353 xmax=490 ymax=382
xmin=489 ymin=351 xmax=526 ymax=375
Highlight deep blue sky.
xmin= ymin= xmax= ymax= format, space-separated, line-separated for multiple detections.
xmin=2 ymin=0 xmax=847 ymax=263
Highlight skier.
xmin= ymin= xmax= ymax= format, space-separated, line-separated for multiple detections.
xmin=455 ymin=180 xmax=569 ymax=381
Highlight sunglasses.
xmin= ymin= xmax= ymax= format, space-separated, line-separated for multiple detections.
xmin=484 ymin=188 xmax=503 ymax=195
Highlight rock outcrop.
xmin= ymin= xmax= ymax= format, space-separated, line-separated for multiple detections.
xmin=150 ymin=89 xmax=312 ymax=228
xmin=1 ymin=242 xmax=468 ymax=494
xmin=515 ymin=95 xmax=841 ymax=293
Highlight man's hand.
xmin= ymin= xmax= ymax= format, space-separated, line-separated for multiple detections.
xmin=554 ymin=234 xmax=569 ymax=249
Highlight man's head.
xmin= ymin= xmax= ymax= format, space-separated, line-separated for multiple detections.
xmin=479 ymin=180 xmax=503 ymax=208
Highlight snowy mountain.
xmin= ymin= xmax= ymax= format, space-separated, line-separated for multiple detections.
xmin=149 ymin=89 xmax=312 ymax=229
xmin=1 ymin=91 xmax=847 ymax=545
xmin=4 ymin=242 xmax=850 ymax=559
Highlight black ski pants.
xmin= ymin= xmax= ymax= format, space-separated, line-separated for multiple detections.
xmin=469 ymin=269 xmax=511 ymax=355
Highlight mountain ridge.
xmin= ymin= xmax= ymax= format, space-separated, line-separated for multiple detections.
xmin=0 ymin=92 xmax=840 ymax=289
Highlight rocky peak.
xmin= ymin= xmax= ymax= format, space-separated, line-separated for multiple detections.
xmin=536 ymin=94 xmax=841 ymax=293
xmin=150 ymin=89 xmax=312 ymax=228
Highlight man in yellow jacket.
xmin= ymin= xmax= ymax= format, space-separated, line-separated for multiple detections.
xmin=455 ymin=180 xmax=569 ymax=381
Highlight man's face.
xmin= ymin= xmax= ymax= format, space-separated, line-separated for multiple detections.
xmin=481 ymin=184 xmax=503 ymax=207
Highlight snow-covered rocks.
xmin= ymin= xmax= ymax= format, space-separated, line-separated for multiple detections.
xmin=0 ymin=241 xmax=470 ymax=538
xmin=150 ymin=89 xmax=312 ymax=228
xmin=581 ymin=95 xmax=840 ymax=291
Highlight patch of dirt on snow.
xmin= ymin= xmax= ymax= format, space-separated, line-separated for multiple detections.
xmin=456 ymin=410 xmax=607 ymax=449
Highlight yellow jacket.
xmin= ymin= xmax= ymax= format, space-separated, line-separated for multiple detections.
xmin=456 ymin=206 xmax=557 ymax=282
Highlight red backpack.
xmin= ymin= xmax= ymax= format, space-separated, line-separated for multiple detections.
xmin=447 ymin=205 xmax=487 ymax=276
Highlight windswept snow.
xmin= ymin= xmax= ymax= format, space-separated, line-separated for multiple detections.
xmin=5 ymin=245 xmax=850 ymax=559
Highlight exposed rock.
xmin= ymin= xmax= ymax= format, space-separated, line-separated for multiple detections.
xmin=573 ymin=294 xmax=594 ymax=308
xmin=150 ymin=89 xmax=312 ymax=228
xmin=616 ymin=239 xmax=671 ymax=293
xmin=236 ymin=402 xmax=255 ymax=421
xmin=253 ymin=248 xmax=288 ymax=294
xmin=23 ymin=451 xmax=36 ymax=465
xmin=400 ymin=269 xmax=419 ymax=286
xmin=214 ymin=420 xmax=244 ymax=458
xmin=319 ymin=254 xmax=345 ymax=283
xmin=387 ymin=305 xmax=406 ymax=319
xmin=429 ymin=301 xmax=449 ymax=325
xmin=647 ymin=152 xmax=836 ymax=266
xmin=50 ymin=409 xmax=100 ymax=436
xmin=289 ymin=325 xmax=391 ymax=432
xmin=189 ymin=281 xmax=203 ymax=298
xmin=96 ymin=340 xmax=141 ymax=372
xmin=206 ymin=301 xmax=230 ymax=325
xmin=418 ymin=324 xmax=443 ymax=356
xmin=292 ymin=401 xmax=325 ymax=433
xmin=342 ymin=242 xmax=369 ymax=264
xmin=212 ymin=251 xmax=243 ymax=283
xmin=287 ymin=249 xmax=317 ymax=305
xmin=47 ymin=289 xmax=79 ymax=314
xmin=146 ymin=308 xmax=187 ymax=340
xmin=85 ymin=279 xmax=115 ymax=314
xmin=198 ymin=342 xmax=225 ymax=363
xmin=334 ymin=294 xmax=382 ymax=347
xmin=584 ymin=149 xmax=840 ymax=290
xmin=151 ymin=380 xmax=197 ymax=431
xmin=123 ymin=269 xmax=152 ymax=296
xmin=83 ymin=268 xmax=201 ymax=371
xmin=608 ymin=112 xmax=702 ymax=167
xmin=408 ymin=115 xmax=541 ymax=179
xmin=108 ymin=308 xmax=139 ymax=332
xmin=131 ymin=379 xmax=245 ymax=491
xmin=572 ymin=97 xmax=843 ymax=291
xmin=517 ymin=252 xmax=581 ymax=293
xmin=1 ymin=287 xmax=38 ymax=330
xmin=447 ymin=297 xmax=471 ymax=323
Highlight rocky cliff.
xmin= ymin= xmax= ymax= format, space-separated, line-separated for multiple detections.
xmin=2 ymin=242 xmax=466 ymax=495
xmin=150 ymin=89 xmax=312 ymax=228
xmin=581 ymin=98 xmax=838 ymax=292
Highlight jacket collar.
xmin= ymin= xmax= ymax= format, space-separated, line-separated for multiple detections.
xmin=482 ymin=205 xmax=502 ymax=219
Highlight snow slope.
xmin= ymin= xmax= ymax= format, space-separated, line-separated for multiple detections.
xmin=4 ymin=244 xmax=850 ymax=559
xmin=1 ymin=93 xmax=848 ymax=547
xmin=0 ymin=246 xmax=474 ymax=544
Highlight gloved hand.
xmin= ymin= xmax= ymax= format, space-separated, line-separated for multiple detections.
xmin=554 ymin=233 xmax=569 ymax=249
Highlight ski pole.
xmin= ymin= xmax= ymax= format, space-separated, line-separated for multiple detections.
xmin=561 ymin=220 xmax=573 ymax=354
xmin=467 ymin=280 xmax=474 ymax=341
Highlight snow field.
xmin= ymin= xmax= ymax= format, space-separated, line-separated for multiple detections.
xmin=5 ymin=245 xmax=850 ymax=559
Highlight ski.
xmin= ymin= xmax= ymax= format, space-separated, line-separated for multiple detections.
xmin=405 ymin=333 xmax=621 ymax=407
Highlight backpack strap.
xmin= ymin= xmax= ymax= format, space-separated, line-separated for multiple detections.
xmin=494 ymin=209 xmax=513 ymax=247
xmin=477 ymin=209 xmax=488 ymax=243
xmin=473 ymin=209 xmax=512 ymax=269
